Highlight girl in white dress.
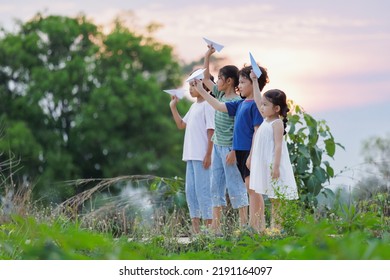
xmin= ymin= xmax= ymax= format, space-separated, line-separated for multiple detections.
xmin=247 ymin=71 xmax=298 ymax=231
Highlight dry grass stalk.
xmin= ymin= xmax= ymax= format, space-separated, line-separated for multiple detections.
xmin=54 ymin=175 xmax=158 ymax=218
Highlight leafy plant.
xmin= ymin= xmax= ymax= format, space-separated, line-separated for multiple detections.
xmin=287 ymin=102 xmax=344 ymax=207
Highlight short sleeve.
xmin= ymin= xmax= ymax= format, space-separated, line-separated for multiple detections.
xmin=204 ymin=102 xmax=215 ymax=130
xmin=225 ymin=99 xmax=242 ymax=117
xmin=182 ymin=105 xmax=192 ymax=124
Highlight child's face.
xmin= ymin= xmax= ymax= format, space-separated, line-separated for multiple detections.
xmin=260 ymin=97 xmax=279 ymax=118
xmin=189 ymin=81 xmax=200 ymax=98
xmin=217 ymin=74 xmax=227 ymax=91
xmin=238 ymin=76 xmax=252 ymax=98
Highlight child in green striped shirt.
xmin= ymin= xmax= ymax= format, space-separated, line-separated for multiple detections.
xmin=202 ymin=45 xmax=249 ymax=236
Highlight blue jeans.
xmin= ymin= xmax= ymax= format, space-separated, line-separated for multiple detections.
xmin=185 ymin=160 xmax=213 ymax=219
xmin=211 ymin=145 xmax=249 ymax=209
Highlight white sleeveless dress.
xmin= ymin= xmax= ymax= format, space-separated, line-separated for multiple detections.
xmin=249 ymin=118 xmax=298 ymax=200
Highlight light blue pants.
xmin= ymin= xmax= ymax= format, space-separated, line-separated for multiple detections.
xmin=185 ymin=160 xmax=213 ymax=220
xmin=211 ymin=145 xmax=249 ymax=209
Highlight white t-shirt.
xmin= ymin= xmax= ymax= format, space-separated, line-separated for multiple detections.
xmin=182 ymin=100 xmax=215 ymax=161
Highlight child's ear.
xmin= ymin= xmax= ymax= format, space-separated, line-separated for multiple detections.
xmin=274 ymin=105 xmax=281 ymax=113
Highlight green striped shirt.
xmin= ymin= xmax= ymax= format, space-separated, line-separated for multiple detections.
xmin=211 ymin=85 xmax=242 ymax=146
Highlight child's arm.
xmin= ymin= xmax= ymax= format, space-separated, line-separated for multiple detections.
xmin=194 ymin=80 xmax=227 ymax=112
xmin=202 ymin=45 xmax=216 ymax=91
xmin=203 ymin=128 xmax=214 ymax=169
xmin=250 ymin=70 xmax=262 ymax=111
xmin=272 ymin=120 xmax=284 ymax=179
xmin=169 ymin=95 xmax=186 ymax=129
xmin=246 ymin=125 xmax=259 ymax=170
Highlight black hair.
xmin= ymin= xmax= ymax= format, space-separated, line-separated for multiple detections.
xmin=264 ymin=89 xmax=290 ymax=135
xmin=238 ymin=65 xmax=269 ymax=91
xmin=219 ymin=65 xmax=239 ymax=87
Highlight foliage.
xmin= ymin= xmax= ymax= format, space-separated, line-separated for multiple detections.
xmin=287 ymin=102 xmax=344 ymax=207
xmin=0 ymin=14 xmax=189 ymax=202
xmin=361 ymin=134 xmax=390 ymax=180
xmin=1 ymin=208 xmax=388 ymax=260
xmin=1 ymin=172 xmax=389 ymax=260
xmin=352 ymin=134 xmax=390 ymax=202
xmin=51 ymin=175 xmax=189 ymax=237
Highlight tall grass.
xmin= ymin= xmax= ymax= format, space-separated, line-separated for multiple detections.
xmin=1 ymin=173 xmax=389 ymax=260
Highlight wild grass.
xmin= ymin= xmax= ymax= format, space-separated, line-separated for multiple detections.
xmin=1 ymin=174 xmax=389 ymax=260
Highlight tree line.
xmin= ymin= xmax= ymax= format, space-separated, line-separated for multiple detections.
xmin=0 ymin=14 xmax=190 ymax=202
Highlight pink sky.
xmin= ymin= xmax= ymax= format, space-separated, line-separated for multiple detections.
xmin=2 ymin=0 xmax=389 ymax=112
xmin=1 ymin=0 xmax=389 ymax=187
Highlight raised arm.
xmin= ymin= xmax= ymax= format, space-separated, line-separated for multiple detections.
xmin=194 ymin=80 xmax=227 ymax=112
xmin=202 ymin=45 xmax=216 ymax=91
xmin=250 ymin=70 xmax=262 ymax=111
xmin=169 ymin=95 xmax=186 ymax=129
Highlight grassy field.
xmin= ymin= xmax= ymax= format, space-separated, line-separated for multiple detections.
xmin=1 ymin=202 xmax=389 ymax=260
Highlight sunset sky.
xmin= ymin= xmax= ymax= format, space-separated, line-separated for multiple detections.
xmin=1 ymin=0 xmax=389 ymax=188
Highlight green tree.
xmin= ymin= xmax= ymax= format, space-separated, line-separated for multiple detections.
xmin=0 ymin=14 xmax=188 ymax=201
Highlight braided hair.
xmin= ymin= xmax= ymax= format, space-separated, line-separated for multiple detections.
xmin=263 ymin=89 xmax=290 ymax=135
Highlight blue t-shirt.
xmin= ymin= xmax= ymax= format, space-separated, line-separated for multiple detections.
xmin=225 ymin=99 xmax=263 ymax=151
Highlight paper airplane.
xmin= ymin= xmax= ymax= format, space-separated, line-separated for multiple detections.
xmin=203 ymin=37 xmax=224 ymax=52
xmin=185 ymin=68 xmax=206 ymax=82
xmin=249 ymin=52 xmax=262 ymax=78
xmin=163 ymin=88 xmax=186 ymax=99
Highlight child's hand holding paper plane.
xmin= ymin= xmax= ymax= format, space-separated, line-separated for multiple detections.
xmin=203 ymin=37 xmax=224 ymax=52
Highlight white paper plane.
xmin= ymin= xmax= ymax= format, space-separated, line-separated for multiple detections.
xmin=185 ymin=68 xmax=206 ymax=82
xmin=249 ymin=52 xmax=262 ymax=78
xmin=203 ymin=37 xmax=224 ymax=52
xmin=163 ymin=88 xmax=186 ymax=99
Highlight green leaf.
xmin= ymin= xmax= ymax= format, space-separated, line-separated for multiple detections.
xmin=310 ymin=146 xmax=322 ymax=166
xmin=323 ymin=161 xmax=334 ymax=178
xmin=308 ymin=126 xmax=319 ymax=146
xmin=313 ymin=166 xmax=327 ymax=184
xmin=288 ymin=122 xmax=296 ymax=134
xmin=296 ymin=156 xmax=309 ymax=173
xmin=321 ymin=187 xmax=335 ymax=199
xmin=336 ymin=142 xmax=345 ymax=150
xmin=324 ymin=138 xmax=336 ymax=157
xmin=289 ymin=114 xmax=301 ymax=125
xmin=297 ymin=144 xmax=311 ymax=158
xmin=304 ymin=113 xmax=317 ymax=128
xmin=306 ymin=175 xmax=322 ymax=196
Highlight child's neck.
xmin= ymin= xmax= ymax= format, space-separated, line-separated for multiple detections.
xmin=224 ymin=88 xmax=237 ymax=98
xmin=246 ymin=93 xmax=254 ymax=100
xmin=196 ymin=95 xmax=205 ymax=102
xmin=266 ymin=115 xmax=279 ymax=121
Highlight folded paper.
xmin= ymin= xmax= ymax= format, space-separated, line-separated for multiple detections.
xmin=185 ymin=68 xmax=206 ymax=82
xmin=163 ymin=88 xmax=186 ymax=99
xmin=249 ymin=52 xmax=262 ymax=78
xmin=203 ymin=37 xmax=224 ymax=52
